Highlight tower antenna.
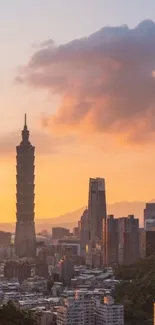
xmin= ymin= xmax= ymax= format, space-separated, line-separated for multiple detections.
xmin=24 ymin=113 xmax=27 ymax=127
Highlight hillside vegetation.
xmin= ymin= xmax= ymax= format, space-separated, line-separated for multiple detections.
xmin=0 ymin=301 xmax=36 ymax=325
xmin=115 ymin=254 xmax=155 ymax=325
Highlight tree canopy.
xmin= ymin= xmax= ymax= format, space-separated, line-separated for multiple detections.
xmin=115 ymin=254 xmax=155 ymax=325
xmin=0 ymin=301 xmax=36 ymax=325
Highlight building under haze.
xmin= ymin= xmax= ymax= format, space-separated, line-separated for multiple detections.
xmin=118 ymin=215 xmax=139 ymax=265
xmin=15 ymin=115 xmax=36 ymax=258
xmin=105 ymin=215 xmax=118 ymax=266
xmin=144 ymin=203 xmax=155 ymax=228
xmin=80 ymin=209 xmax=89 ymax=256
xmin=139 ymin=228 xmax=146 ymax=259
xmin=88 ymin=178 xmax=107 ymax=245
xmin=145 ymin=219 xmax=155 ymax=257
xmin=52 ymin=227 xmax=70 ymax=240
xmin=0 ymin=231 xmax=11 ymax=246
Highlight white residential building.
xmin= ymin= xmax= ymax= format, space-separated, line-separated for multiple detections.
xmin=97 ymin=295 xmax=124 ymax=325
xmin=57 ymin=290 xmax=95 ymax=325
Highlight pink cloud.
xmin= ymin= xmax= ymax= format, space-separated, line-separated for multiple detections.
xmin=17 ymin=19 xmax=155 ymax=143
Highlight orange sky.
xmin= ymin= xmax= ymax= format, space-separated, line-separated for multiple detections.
xmin=0 ymin=134 xmax=155 ymax=222
xmin=1 ymin=4 xmax=155 ymax=222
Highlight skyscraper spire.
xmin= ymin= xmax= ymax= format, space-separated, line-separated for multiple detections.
xmin=22 ymin=114 xmax=29 ymax=143
xmin=24 ymin=113 xmax=27 ymax=128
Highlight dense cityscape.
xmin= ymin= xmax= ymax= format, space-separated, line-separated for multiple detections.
xmin=0 ymin=116 xmax=154 ymax=325
xmin=1 ymin=3 xmax=155 ymax=324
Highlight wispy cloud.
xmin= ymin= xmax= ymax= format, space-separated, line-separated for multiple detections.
xmin=0 ymin=130 xmax=76 ymax=156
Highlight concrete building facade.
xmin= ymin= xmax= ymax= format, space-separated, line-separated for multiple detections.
xmin=97 ymin=296 xmax=124 ymax=325
xmin=57 ymin=290 xmax=95 ymax=325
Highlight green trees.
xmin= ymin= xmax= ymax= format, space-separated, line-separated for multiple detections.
xmin=0 ymin=301 xmax=36 ymax=325
xmin=115 ymin=254 xmax=155 ymax=325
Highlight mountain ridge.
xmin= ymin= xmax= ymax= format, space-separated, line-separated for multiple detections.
xmin=1 ymin=200 xmax=155 ymax=232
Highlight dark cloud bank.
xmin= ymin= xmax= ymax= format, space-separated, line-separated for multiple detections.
xmin=17 ymin=20 xmax=155 ymax=143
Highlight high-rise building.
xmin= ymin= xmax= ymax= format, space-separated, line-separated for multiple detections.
xmin=15 ymin=115 xmax=36 ymax=258
xmin=0 ymin=231 xmax=11 ymax=246
xmin=118 ymin=215 xmax=139 ymax=265
xmin=105 ymin=215 xmax=118 ymax=266
xmin=58 ymin=252 xmax=75 ymax=283
xmin=57 ymin=290 xmax=95 ymax=325
xmin=139 ymin=228 xmax=146 ymax=259
xmin=144 ymin=203 xmax=155 ymax=227
xmin=145 ymin=231 xmax=155 ymax=257
xmin=4 ymin=259 xmax=31 ymax=282
xmin=88 ymin=178 xmax=107 ymax=245
xmin=145 ymin=219 xmax=155 ymax=231
xmin=52 ymin=227 xmax=70 ymax=240
xmin=97 ymin=295 xmax=124 ymax=325
xmin=80 ymin=209 xmax=89 ymax=256
xmin=145 ymin=220 xmax=155 ymax=257
xmin=73 ymin=226 xmax=80 ymax=237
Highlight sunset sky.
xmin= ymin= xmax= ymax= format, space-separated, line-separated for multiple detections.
xmin=1 ymin=0 xmax=155 ymax=222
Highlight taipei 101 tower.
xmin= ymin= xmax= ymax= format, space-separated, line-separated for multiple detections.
xmin=15 ymin=115 xmax=36 ymax=258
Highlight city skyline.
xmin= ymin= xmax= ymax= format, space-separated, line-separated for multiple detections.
xmin=1 ymin=1 xmax=155 ymax=221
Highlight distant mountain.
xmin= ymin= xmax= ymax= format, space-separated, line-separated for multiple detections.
xmin=36 ymin=200 xmax=149 ymax=229
xmin=37 ymin=207 xmax=85 ymax=225
xmin=0 ymin=200 xmax=154 ymax=232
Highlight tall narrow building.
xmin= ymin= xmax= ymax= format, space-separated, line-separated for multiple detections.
xmin=88 ymin=178 xmax=107 ymax=245
xmin=15 ymin=115 xmax=36 ymax=258
xmin=118 ymin=215 xmax=139 ymax=265
xmin=105 ymin=215 xmax=119 ymax=266
xmin=144 ymin=203 xmax=155 ymax=228
xmin=80 ymin=209 xmax=89 ymax=256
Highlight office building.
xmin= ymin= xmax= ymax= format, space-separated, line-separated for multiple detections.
xmin=145 ymin=231 xmax=155 ymax=257
xmin=58 ymin=254 xmax=74 ymax=283
xmin=80 ymin=209 xmax=89 ymax=256
xmin=73 ymin=226 xmax=80 ymax=237
xmin=105 ymin=215 xmax=118 ymax=266
xmin=35 ymin=310 xmax=54 ymax=325
xmin=139 ymin=228 xmax=146 ymax=259
xmin=145 ymin=219 xmax=155 ymax=231
xmin=57 ymin=290 xmax=95 ymax=325
xmin=88 ymin=178 xmax=107 ymax=245
xmin=144 ymin=219 xmax=155 ymax=257
xmin=145 ymin=220 xmax=155 ymax=257
xmin=36 ymin=247 xmax=48 ymax=278
xmin=0 ymin=232 xmax=11 ymax=246
xmin=0 ymin=245 xmax=15 ymax=261
xmin=97 ymin=295 xmax=124 ymax=325
xmin=86 ymin=248 xmax=102 ymax=268
xmin=4 ymin=259 xmax=31 ymax=282
xmin=58 ymin=238 xmax=80 ymax=257
xmin=144 ymin=203 xmax=155 ymax=227
xmin=118 ymin=215 xmax=139 ymax=265
xmin=52 ymin=227 xmax=70 ymax=240
xmin=15 ymin=115 xmax=36 ymax=258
